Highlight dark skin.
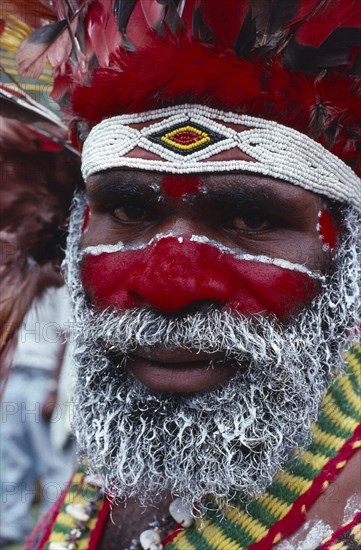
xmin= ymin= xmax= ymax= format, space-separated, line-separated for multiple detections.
xmin=99 ymin=493 xmax=174 ymax=550
xmin=82 ymin=169 xmax=327 ymax=393
xmin=81 ymin=168 xmax=359 ymax=547
xmin=83 ymin=170 xmax=326 ymax=269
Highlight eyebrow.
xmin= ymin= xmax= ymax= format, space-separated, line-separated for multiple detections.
xmin=87 ymin=171 xmax=161 ymax=202
xmin=88 ymin=170 xmax=312 ymax=214
xmin=202 ymin=185 xmax=303 ymax=214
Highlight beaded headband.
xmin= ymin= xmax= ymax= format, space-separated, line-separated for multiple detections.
xmin=82 ymin=105 xmax=361 ymax=212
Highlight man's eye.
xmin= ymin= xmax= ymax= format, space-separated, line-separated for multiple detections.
xmin=113 ymin=204 xmax=147 ymax=222
xmin=232 ymin=213 xmax=271 ymax=231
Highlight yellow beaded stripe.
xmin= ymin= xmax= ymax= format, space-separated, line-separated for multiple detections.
xmin=46 ymin=469 xmax=104 ymax=549
xmin=0 ymin=16 xmax=54 ymax=90
xmin=319 ymin=516 xmax=361 ymax=549
xmin=166 ymin=344 xmax=361 ymax=550
xmin=224 ymin=508 xmax=268 ymax=542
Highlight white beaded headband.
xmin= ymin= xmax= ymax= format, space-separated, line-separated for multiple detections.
xmin=81 ymin=104 xmax=361 ymax=212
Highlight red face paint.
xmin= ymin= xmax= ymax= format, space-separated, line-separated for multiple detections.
xmin=81 ymin=238 xmax=317 ymax=319
xmin=82 ymin=204 xmax=90 ymax=233
xmin=318 ymin=210 xmax=337 ymax=250
xmin=161 ymin=175 xmax=201 ymax=199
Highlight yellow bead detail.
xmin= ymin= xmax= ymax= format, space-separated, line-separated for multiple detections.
xmin=273 ymin=533 xmax=282 ymax=544
xmin=161 ymin=125 xmax=211 ymax=151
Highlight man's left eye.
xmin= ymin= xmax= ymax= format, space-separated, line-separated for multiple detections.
xmin=113 ymin=204 xmax=147 ymax=222
xmin=232 ymin=213 xmax=271 ymax=231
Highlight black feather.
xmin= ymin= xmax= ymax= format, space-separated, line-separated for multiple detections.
xmin=26 ymin=20 xmax=68 ymax=44
xmin=250 ymin=0 xmax=298 ymax=36
xmin=161 ymin=0 xmax=184 ymax=34
xmin=113 ymin=0 xmax=138 ymax=33
xmin=351 ymin=51 xmax=361 ymax=77
xmin=284 ymin=28 xmax=361 ymax=73
xmin=234 ymin=10 xmax=257 ymax=59
xmin=192 ymin=6 xmax=214 ymax=44
xmin=267 ymin=0 xmax=299 ymax=34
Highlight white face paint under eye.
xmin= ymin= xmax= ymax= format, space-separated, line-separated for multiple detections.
xmin=81 ymin=232 xmax=324 ymax=280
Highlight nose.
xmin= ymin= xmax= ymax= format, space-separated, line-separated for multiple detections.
xmin=127 ymin=237 xmax=233 ymax=312
xmin=82 ymin=234 xmax=317 ymax=318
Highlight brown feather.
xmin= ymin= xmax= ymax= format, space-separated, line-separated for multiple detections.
xmin=0 ymin=118 xmax=81 ymax=355
xmin=1 ymin=0 xmax=57 ymax=27
xmin=16 ymin=16 xmax=79 ymax=79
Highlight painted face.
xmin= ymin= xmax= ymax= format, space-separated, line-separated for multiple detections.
xmin=81 ymin=170 xmax=332 ymax=311
xmin=80 ymin=169 xmax=336 ymax=391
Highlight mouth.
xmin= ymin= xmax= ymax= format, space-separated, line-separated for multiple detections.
xmin=127 ymin=348 xmax=238 ymax=393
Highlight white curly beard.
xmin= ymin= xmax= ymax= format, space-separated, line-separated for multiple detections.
xmin=64 ymin=194 xmax=360 ymax=509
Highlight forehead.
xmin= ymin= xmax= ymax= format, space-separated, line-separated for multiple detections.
xmin=86 ymin=168 xmax=320 ymax=206
xmin=81 ymin=106 xmax=360 ymax=214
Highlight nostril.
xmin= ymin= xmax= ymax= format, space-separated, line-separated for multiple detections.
xmin=128 ymin=277 xmax=231 ymax=312
xmin=129 ymin=291 xmax=146 ymax=307
xmin=128 ymin=293 xmax=224 ymax=315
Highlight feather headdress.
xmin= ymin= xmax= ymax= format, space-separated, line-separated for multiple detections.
xmin=9 ymin=0 xmax=361 ymax=174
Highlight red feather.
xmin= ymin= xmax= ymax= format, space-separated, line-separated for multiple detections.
xmin=199 ymin=0 xmax=249 ymax=50
xmin=9 ymin=0 xmax=361 ymax=177
xmin=51 ymin=68 xmax=73 ymax=102
xmin=125 ymin=0 xmax=164 ymax=48
xmin=86 ymin=1 xmax=122 ymax=66
xmin=294 ymin=0 xmax=361 ymax=47
xmin=70 ymin=28 xmax=360 ymax=175
xmin=71 ymin=34 xmax=261 ymax=121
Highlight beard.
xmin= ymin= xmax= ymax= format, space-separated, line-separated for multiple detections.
xmin=64 ymin=193 xmax=360 ymax=509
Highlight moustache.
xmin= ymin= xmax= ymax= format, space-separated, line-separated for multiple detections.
xmin=81 ymin=304 xmax=307 ymax=365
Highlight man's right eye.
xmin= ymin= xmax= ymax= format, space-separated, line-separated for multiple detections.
xmin=113 ymin=204 xmax=147 ymax=222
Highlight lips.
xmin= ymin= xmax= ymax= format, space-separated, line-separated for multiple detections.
xmin=127 ymin=349 xmax=237 ymax=393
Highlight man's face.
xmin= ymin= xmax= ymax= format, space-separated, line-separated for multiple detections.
xmin=80 ymin=170 xmax=333 ymax=393
xmin=67 ymin=163 xmax=359 ymax=505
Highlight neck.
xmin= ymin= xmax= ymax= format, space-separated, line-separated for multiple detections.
xmin=98 ymin=491 xmax=174 ymax=550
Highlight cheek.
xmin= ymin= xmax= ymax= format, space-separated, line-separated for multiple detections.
xmin=318 ymin=210 xmax=337 ymax=250
xmin=81 ymin=239 xmax=317 ymax=319
xmin=82 ymin=204 xmax=90 ymax=233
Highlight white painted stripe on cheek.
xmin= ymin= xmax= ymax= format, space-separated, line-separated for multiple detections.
xmin=81 ymin=232 xmax=325 ymax=281
xmin=82 ymin=232 xmax=176 ymax=255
